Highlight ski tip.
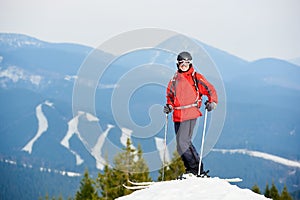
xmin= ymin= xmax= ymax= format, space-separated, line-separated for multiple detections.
xmin=122 ymin=184 xmax=150 ymax=190
xmin=127 ymin=180 xmax=155 ymax=186
xmin=223 ymin=178 xmax=243 ymax=182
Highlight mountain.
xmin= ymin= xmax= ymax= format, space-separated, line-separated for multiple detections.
xmin=0 ymin=160 xmax=81 ymax=200
xmin=0 ymin=33 xmax=299 ymax=199
xmin=116 ymin=177 xmax=268 ymax=200
xmin=289 ymin=57 xmax=300 ymax=67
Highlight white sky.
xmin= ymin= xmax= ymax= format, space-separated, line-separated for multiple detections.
xmin=0 ymin=0 xmax=299 ymax=61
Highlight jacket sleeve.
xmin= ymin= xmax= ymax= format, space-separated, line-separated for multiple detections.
xmin=196 ymin=73 xmax=218 ymax=103
xmin=166 ymin=80 xmax=175 ymax=106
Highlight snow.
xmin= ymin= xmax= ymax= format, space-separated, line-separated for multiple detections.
xmin=213 ymin=149 xmax=300 ymax=169
xmin=154 ymin=137 xmax=171 ymax=164
xmin=117 ymin=177 xmax=269 ymax=200
xmin=85 ymin=112 xmax=99 ymax=122
xmin=61 ymin=112 xmax=83 ymax=149
xmin=44 ymin=100 xmax=54 ymax=108
xmin=64 ymin=75 xmax=78 ymax=81
xmin=1 ymin=158 xmax=80 ymax=177
xmin=73 ymin=151 xmax=84 ymax=165
xmin=22 ymin=103 xmax=49 ymax=154
xmin=0 ymin=33 xmax=43 ymax=48
xmin=29 ymin=74 xmax=42 ymax=85
xmin=0 ymin=66 xmax=42 ymax=86
xmin=91 ymin=124 xmax=114 ymax=170
xmin=120 ymin=128 xmax=135 ymax=149
xmin=4 ymin=159 xmax=17 ymax=165
xmin=60 ymin=171 xmax=81 ymax=177
xmin=0 ymin=66 xmax=25 ymax=82
xmin=60 ymin=111 xmax=85 ymax=165
xmin=60 ymin=111 xmax=100 ymax=166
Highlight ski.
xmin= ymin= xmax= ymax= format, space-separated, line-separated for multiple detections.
xmin=123 ymin=180 xmax=155 ymax=190
xmin=178 ymin=173 xmax=243 ymax=183
xmin=123 ymin=176 xmax=242 ymax=190
xmin=199 ymin=176 xmax=243 ymax=183
xmin=127 ymin=180 xmax=155 ymax=186
xmin=122 ymin=184 xmax=150 ymax=190
xmin=223 ymin=178 xmax=243 ymax=182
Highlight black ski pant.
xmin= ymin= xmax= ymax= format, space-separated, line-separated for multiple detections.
xmin=175 ymin=118 xmax=203 ymax=175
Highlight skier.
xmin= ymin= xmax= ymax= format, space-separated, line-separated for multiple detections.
xmin=164 ymin=51 xmax=218 ymax=176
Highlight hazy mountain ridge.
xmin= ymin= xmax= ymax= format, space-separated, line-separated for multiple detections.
xmin=0 ymin=33 xmax=299 ymax=199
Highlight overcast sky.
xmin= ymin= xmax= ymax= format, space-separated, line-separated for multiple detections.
xmin=1 ymin=0 xmax=299 ymax=61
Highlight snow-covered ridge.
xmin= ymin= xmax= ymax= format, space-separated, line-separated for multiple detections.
xmin=213 ymin=149 xmax=300 ymax=169
xmin=0 ymin=33 xmax=44 ymax=48
xmin=117 ymin=176 xmax=269 ymax=200
xmin=0 ymin=66 xmax=43 ymax=87
xmin=0 ymin=158 xmax=81 ymax=177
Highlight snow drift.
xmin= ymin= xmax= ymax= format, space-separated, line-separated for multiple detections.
xmin=117 ymin=177 xmax=269 ymax=200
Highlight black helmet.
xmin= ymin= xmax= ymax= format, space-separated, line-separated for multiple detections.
xmin=177 ymin=51 xmax=192 ymax=62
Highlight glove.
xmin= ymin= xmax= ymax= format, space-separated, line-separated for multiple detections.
xmin=205 ymin=101 xmax=217 ymax=112
xmin=163 ymin=104 xmax=173 ymax=114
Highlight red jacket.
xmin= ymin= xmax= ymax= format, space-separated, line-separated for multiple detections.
xmin=166 ymin=67 xmax=218 ymax=122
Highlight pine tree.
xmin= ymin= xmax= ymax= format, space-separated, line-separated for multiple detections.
xmin=252 ymin=184 xmax=261 ymax=194
xmin=75 ymin=169 xmax=98 ymax=200
xmin=114 ymin=138 xmax=136 ymax=175
xmin=96 ymin=138 xmax=151 ymax=199
xmin=97 ymin=164 xmax=115 ymax=200
xmin=264 ymin=183 xmax=271 ymax=198
xmin=101 ymin=138 xmax=134 ymax=198
xmin=280 ymin=185 xmax=292 ymax=200
xmin=157 ymin=150 xmax=185 ymax=181
xmin=270 ymin=182 xmax=280 ymax=200
xmin=130 ymin=144 xmax=152 ymax=183
xmin=44 ymin=193 xmax=50 ymax=200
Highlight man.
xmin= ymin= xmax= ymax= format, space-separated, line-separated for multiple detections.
xmin=164 ymin=51 xmax=218 ymax=176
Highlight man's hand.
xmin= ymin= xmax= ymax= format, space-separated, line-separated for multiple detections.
xmin=205 ymin=101 xmax=217 ymax=112
xmin=163 ymin=104 xmax=173 ymax=114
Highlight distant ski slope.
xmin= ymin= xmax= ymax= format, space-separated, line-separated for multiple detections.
xmin=213 ymin=149 xmax=300 ymax=168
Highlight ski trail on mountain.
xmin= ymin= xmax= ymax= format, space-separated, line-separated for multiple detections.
xmin=213 ymin=149 xmax=300 ymax=169
xmin=61 ymin=112 xmax=84 ymax=149
xmin=155 ymin=137 xmax=171 ymax=164
xmin=22 ymin=102 xmax=49 ymax=154
xmin=120 ymin=128 xmax=136 ymax=149
xmin=91 ymin=124 xmax=114 ymax=170
xmin=60 ymin=111 xmax=86 ymax=165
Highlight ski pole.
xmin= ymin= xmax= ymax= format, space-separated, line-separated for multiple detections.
xmin=162 ymin=113 xmax=168 ymax=181
xmin=198 ymin=108 xmax=208 ymax=176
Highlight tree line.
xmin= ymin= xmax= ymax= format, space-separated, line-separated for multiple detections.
xmin=251 ymin=182 xmax=293 ymax=200
xmin=40 ymin=138 xmax=295 ymax=200
xmin=79 ymin=139 xmax=185 ymax=200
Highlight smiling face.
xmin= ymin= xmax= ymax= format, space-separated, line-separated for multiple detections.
xmin=178 ymin=60 xmax=191 ymax=72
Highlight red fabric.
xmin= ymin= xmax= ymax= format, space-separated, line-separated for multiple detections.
xmin=166 ymin=67 xmax=218 ymax=122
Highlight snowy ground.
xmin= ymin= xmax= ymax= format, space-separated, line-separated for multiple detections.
xmin=117 ymin=176 xmax=269 ymax=200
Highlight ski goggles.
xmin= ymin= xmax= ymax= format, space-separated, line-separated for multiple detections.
xmin=177 ymin=60 xmax=192 ymax=66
